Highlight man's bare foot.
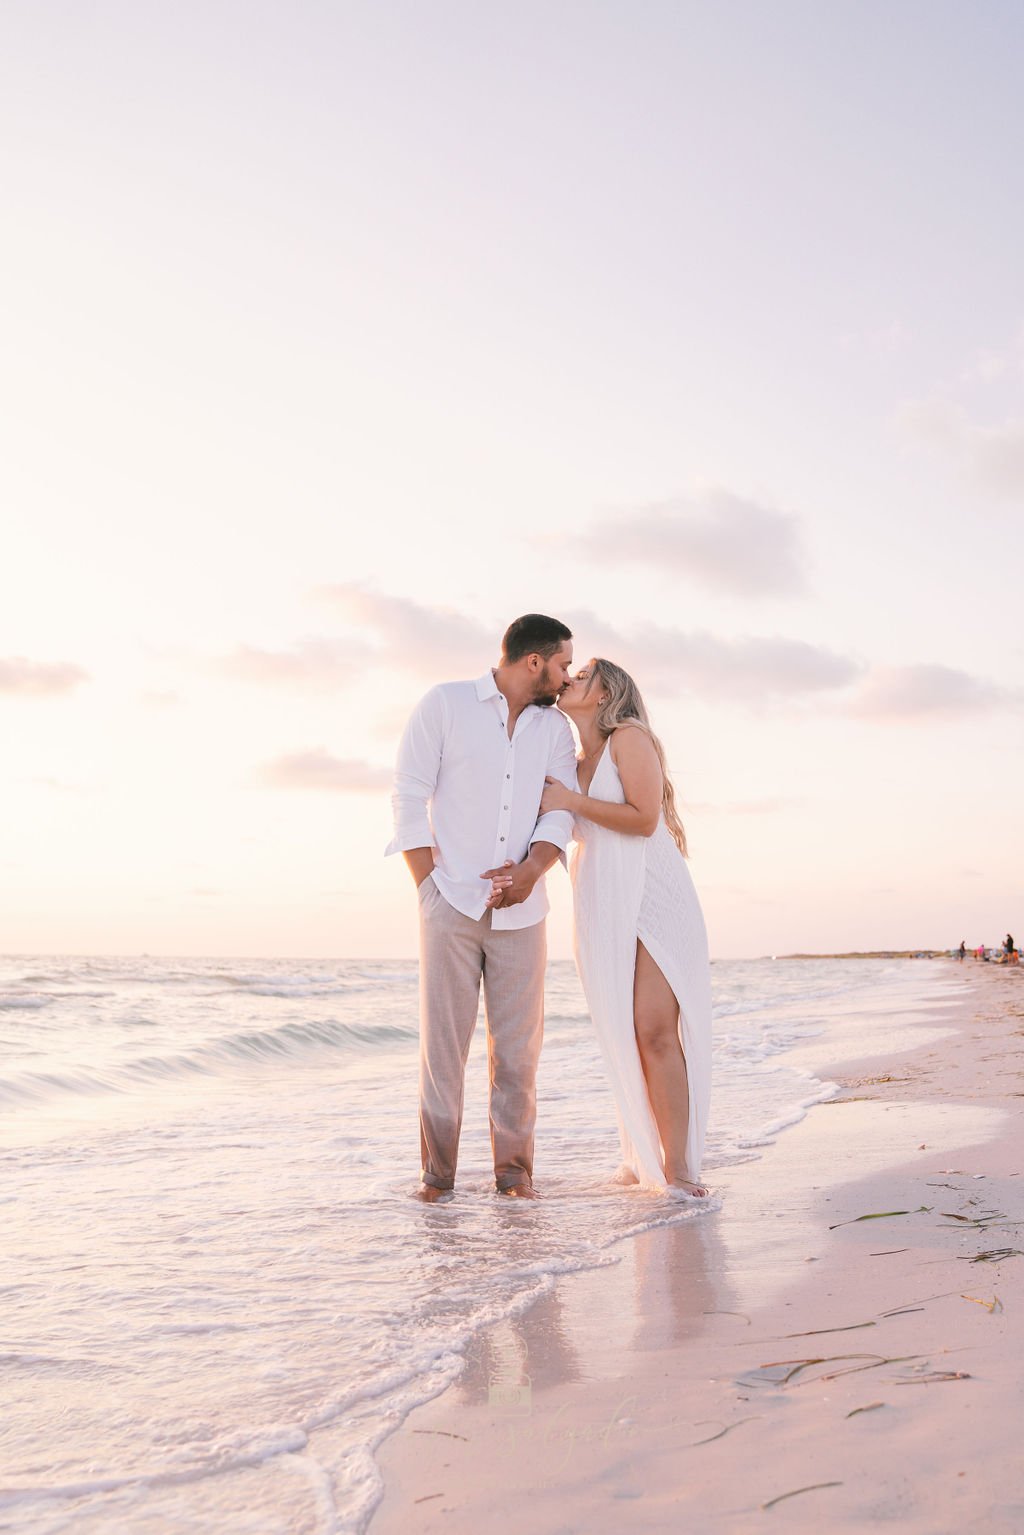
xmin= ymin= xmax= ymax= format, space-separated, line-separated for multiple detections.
xmin=496 ymin=1183 xmax=538 ymax=1199
xmin=668 ymin=1178 xmax=710 ymax=1198
xmin=416 ymin=1183 xmax=453 ymax=1203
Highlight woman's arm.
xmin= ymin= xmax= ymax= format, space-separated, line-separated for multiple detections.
xmin=540 ymin=726 xmax=662 ymax=837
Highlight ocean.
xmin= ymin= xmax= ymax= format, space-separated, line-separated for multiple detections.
xmin=0 ymin=954 xmax=963 ymax=1533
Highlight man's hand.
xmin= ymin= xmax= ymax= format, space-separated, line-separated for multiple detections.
xmin=481 ymin=858 xmax=536 ymax=909
xmin=481 ymin=842 xmax=560 ymax=909
xmin=482 ymin=859 xmax=514 ymax=906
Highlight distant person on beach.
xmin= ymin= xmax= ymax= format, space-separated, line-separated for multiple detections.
xmin=1005 ymin=933 xmax=1015 ymax=958
xmin=958 ymin=940 xmax=966 ymax=962
xmin=535 ymin=659 xmax=713 ymax=1198
xmin=387 ymin=614 xmax=577 ymax=1202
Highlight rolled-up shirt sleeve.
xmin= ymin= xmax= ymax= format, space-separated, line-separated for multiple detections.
xmin=384 ymin=686 xmax=445 ymax=856
xmin=529 ymin=714 xmax=578 ymax=858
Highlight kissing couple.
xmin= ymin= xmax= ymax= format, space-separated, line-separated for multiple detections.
xmin=386 ymin=613 xmax=712 ymax=1202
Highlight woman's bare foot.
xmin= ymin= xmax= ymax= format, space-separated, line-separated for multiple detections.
xmin=612 ymin=1164 xmax=641 ymax=1186
xmin=667 ymin=1177 xmax=710 ymax=1198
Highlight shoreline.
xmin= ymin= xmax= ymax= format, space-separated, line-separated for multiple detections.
xmin=779 ymin=951 xmax=1016 ymax=962
xmin=778 ymin=949 xmax=952 ymax=960
xmin=369 ymin=963 xmax=1024 ymax=1533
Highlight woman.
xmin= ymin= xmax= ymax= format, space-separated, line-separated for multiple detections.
xmin=539 ymin=659 xmax=712 ymax=1196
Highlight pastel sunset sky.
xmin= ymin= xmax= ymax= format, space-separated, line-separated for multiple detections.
xmin=3 ymin=1 xmax=1022 ymax=959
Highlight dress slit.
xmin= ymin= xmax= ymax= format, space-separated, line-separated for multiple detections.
xmin=634 ymin=926 xmax=705 ymax=1182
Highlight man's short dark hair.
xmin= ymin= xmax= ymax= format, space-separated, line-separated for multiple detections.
xmin=501 ymin=613 xmax=573 ymax=664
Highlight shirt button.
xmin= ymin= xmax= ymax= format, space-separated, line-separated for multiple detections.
xmin=499 ymin=836 xmax=505 ymax=842
xmin=503 ymin=804 xmax=509 ymax=810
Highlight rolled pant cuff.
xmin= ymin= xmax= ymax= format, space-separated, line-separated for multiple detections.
xmin=495 ymin=1175 xmax=532 ymax=1192
xmin=420 ymin=1172 xmax=454 ymax=1191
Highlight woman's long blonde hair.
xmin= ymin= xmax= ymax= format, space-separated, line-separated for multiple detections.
xmin=590 ymin=659 xmax=688 ymax=856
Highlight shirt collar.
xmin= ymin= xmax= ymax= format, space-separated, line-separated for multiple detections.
xmin=475 ymin=671 xmax=540 ymax=732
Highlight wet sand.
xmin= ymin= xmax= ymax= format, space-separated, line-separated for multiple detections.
xmin=370 ymin=964 xmax=1024 ymax=1532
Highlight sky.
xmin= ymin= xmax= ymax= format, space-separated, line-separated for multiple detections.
xmin=2 ymin=0 xmax=1022 ymax=959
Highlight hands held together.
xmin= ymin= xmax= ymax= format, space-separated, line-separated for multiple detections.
xmin=481 ymin=859 xmax=530 ymax=909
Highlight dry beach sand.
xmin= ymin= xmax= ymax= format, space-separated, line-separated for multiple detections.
xmin=371 ymin=964 xmax=1024 ymax=1533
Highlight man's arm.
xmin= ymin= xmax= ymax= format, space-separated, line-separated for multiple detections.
xmin=529 ymin=712 xmax=577 ymax=858
xmin=483 ymin=716 xmax=578 ymax=907
xmin=403 ymin=847 xmax=436 ymax=888
xmin=384 ymin=687 xmax=444 ymax=885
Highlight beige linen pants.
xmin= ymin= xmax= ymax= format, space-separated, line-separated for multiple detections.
xmin=417 ymin=875 xmax=546 ymax=1191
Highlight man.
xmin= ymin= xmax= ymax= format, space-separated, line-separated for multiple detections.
xmin=386 ymin=614 xmax=577 ymax=1201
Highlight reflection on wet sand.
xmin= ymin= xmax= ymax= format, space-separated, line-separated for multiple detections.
xmin=449 ymin=1202 xmax=732 ymax=1405
xmin=458 ymin=1283 xmax=582 ymax=1408
xmin=630 ymin=1213 xmax=732 ymax=1355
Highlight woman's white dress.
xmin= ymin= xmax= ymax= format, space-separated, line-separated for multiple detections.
xmin=570 ymin=741 xmax=712 ymax=1188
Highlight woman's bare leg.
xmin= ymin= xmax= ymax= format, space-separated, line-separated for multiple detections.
xmin=633 ymin=940 xmax=707 ymax=1194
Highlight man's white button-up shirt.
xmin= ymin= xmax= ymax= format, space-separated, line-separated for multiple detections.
xmin=385 ymin=671 xmax=578 ymax=930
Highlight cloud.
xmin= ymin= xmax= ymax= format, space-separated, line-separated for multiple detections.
xmin=260 ymin=749 xmax=392 ymax=792
xmin=848 ymin=664 xmax=1017 ymax=721
xmin=571 ymin=615 xmax=1014 ymax=719
xmin=214 ymin=590 xmax=494 ymax=694
xmin=299 ymin=589 xmax=861 ymax=705
xmin=568 ymin=490 xmax=807 ymax=597
xmin=0 ymin=657 xmax=88 ymax=696
xmin=959 ymin=323 xmax=1024 ymax=385
xmin=898 ymin=399 xmax=1024 ymax=498
xmin=370 ymin=706 xmax=421 ymax=741
xmin=238 ymin=587 xmax=1010 ymax=725
xmin=650 ymin=630 xmax=858 ymax=698
xmin=313 ymin=585 xmax=494 ymax=676
xmin=565 ymin=610 xmax=861 ymax=702
xmin=216 ymin=639 xmax=363 ymax=690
